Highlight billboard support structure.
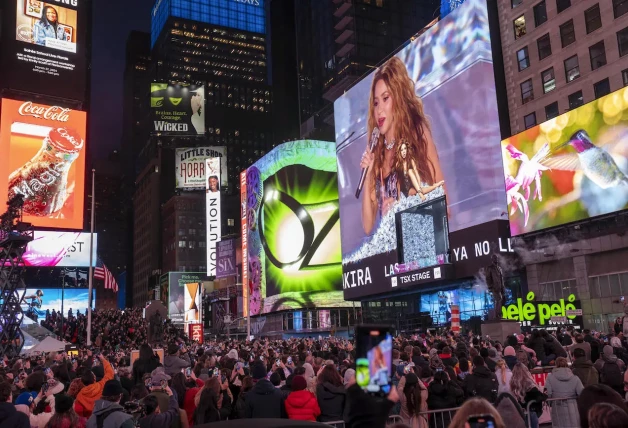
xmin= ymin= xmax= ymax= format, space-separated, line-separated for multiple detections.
xmin=87 ymin=169 xmax=95 ymax=347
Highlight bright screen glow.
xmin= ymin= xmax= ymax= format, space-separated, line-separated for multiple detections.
xmin=21 ymin=288 xmax=94 ymax=319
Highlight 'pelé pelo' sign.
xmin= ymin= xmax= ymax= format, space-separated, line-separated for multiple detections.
xmin=501 ymin=292 xmax=582 ymax=326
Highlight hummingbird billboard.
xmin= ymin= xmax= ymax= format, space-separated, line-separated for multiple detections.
xmin=503 ymin=87 xmax=628 ymax=236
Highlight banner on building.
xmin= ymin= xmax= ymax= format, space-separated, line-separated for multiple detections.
xmin=216 ymin=239 xmax=237 ymax=279
xmin=206 ymin=158 xmax=221 ymax=276
xmin=175 ymin=146 xmax=228 ymax=189
xmin=188 ymin=323 xmax=203 ymax=343
xmin=150 ymin=83 xmax=205 ymax=135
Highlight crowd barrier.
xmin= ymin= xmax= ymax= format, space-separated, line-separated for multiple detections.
xmin=417 ymin=407 xmax=460 ymax=428
xmin=324 ymin=421 xmax=345 ymax=428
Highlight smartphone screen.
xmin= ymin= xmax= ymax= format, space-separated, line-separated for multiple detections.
xmin=468 ymin=415 xmax=496 ymax=428
xmin=185 ymin=368 xmax=192 ymax=377
xmin=355 ymin=325 xmax=393 ymax=396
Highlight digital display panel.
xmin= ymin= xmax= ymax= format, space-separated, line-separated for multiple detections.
xmin=334 ymin=0 xmax=505 ymax=299
xmin=21 ymin=288 xmax=95 ymax=320
xmin=503 ymin=86 xmax=628 ymax=235
xmin=175 ymin=146 xmax=228 ymax=189
xmin=2 ymin=0 xmax=88 ymax=102
xmin=242 ymin=140 xmax=349 ymax=316
xmin=168 ymin=272 xmax=208 ymax=324
xmin=23 ymin=231 xmax=97 ymax=267
xmin=0 ymin=98 xmax=87 ymax=230
xmin=151 ymin=83 xmax=205 ymax=135
xmin=206 ymin=157 xmax=222 ymax=276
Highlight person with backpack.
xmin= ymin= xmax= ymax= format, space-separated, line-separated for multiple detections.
xmin=594 ymin=345 xmax=626 ymax=396
xmin=462 ymin=356 xmax=499 ymax=403
xmin=571 ymin=348 xmax=598 ymax=387
xmin=545 ymin=357 xmax=583 ymax=428
xmin=85 ymin=380 xmax=134 ymax=428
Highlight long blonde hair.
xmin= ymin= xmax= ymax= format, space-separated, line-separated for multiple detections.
xmin=495 ymin=359 xmax=508 ymax=385
xmin=510 ymin=363 xmax=537 ymax=402
xmin=367 ymin=56 xmax=435 ymax=194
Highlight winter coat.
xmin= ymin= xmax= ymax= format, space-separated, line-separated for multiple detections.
xmin=398 ymin=375 xmax=428 ymax=428
xmin=526 ymin=336 xmax=546 ymax=361
xmin=495 ymin=367 xmax=513 ymax=395
xmin=0 ymin=402 xmax=30 ymax=428
xmin=545 ymin=336 xmax=568 ymax=358
xmin=245 ymin=379 xmax=284 ymax=419
xmin=412 ymin=355 xmax=430 ymax=373
xmin=494 ymin=393 xmax=526 ymax=428
xmin=76 ymin=359 xmax=115 ymax=418
xmin=504 ymin=355 xmax=518 ymax=371
xmin=569 ymin=342 xmax=591 ymax=362
xmin=163 ymin=354 xmax=191 ymax=377
xmin=427 ymin=381 xmax=463 ymax=428
xmin=594 ymin=350 xmax=626 ymax=373
xmin=132 ymin=358 xmax=161 ymax=385
xmin=462 ymin=365 xmax=499 ymax=403
xmin=284 ymin=390 xmax=321 ymax=421
xmin=571 ymin=358 xmax=598 ymax=387
xmin=545 ymin=368 xmax=583 ymax=428
xmin=86 ymin=400 xmax=134 ymax=428
xmin=139 ymin=394 xmax=179 ymax=428
xmin=316 ymin=382 xmax=346 ymax=422
xmin=183 ymin=386 xmax=201 ymax=425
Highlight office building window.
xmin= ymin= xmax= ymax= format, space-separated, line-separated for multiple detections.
xmin=589 ymin=41 xmax=607 ymax=70
xmin=556 ymin=0 xmax=571 ymax=13
xmin=514 ymin=15 xmax=527 ymax=39
xmin=537 ymin=34 xmax=552 ymax=60
xmin=618 ymin=27 xmax=628 ymax=57
xmin=524 ymin=113 xmax=537 ymax=129
xmin=178 ymin=241 xmax=186 ymax=248
xmin=614 ymin=0 xmax=628 ymax=18
xmin=585 ymin=5 xmax=602 ymax=34
xmin=568 ymin=91 xmax=584 ymax=110
xmin=512 ymin=0 xmax=523 ymax=7
xmin=545 ymin=101 xmax=559 ymax=119
xmin=534 ymin=2 xmax=548 ymax=26
xmin=594 ymin=78 xmax=611 ymax=98
xmin=623 ymin=69 xmax=628 ymax=86
xmin=542 ymin=68 xmax=556 ymax=93
xmin=517 ymin=47 xmax=530 ymax=71
xmin=564 ymin=55 xmax=580 ymax=82
xmin=521 ymin=79 xmax=534 ymax=104
xmin=560 ymin=20 xmax=576 ymax=48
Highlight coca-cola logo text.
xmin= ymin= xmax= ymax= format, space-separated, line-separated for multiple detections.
xmin=18 ymin=102 xmax=71 ymax=122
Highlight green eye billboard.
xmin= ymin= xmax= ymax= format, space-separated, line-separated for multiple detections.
xmin=241 ymin=140 xmax=349 ymax=316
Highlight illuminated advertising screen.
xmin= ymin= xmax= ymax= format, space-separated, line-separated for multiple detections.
xmin=242 ymin=140 xmax=349 ymax=316
xmin=151 ymin=83 xmax=205 ymax=135
xmin=175 ymin=146 xmax=228 ymax=189
xmin=2 ymin=0 xmax=88 ymax=102
xmin=334 ymin=0 xmax=505 ymax=299
xmin=167 ymin=272 xmax=208 ymax=324
xmin=503 ymin=87 xmax=628 ymax=236
xmin=206 ymin=157 xmax=222 ymax=276
xmin=0 ymin=98 xmax=87 ymax=229
xmin=23 ymin=231 xmax=97 ymax=267
xmin=21 ymin=288 xmax=94 ymax=319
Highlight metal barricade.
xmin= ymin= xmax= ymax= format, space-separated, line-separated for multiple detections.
xmin=526 ymin=397 xmax=579 ymax=428
xmin=418 ymin=407 xmax=460 ymax=428
xmin=387 ymin=415 xmax=404 ymax=425
xmin=323 ymin=421 xmax=345 ymax=428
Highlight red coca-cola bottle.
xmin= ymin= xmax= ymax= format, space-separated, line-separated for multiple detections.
xmin=8 ymin=127 xmax=84 ymax=217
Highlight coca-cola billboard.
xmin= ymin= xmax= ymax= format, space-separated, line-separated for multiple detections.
xmin=1 ymin=0 xmax=89 ymax=102
xmin=175 ymin=147 xmax=228 ymax=189
xmin=0 ymin=98 xmax=87 ymax=230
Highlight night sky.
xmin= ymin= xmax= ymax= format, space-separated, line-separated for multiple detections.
xmin=89 ymin=0 xmax=154 ymax=159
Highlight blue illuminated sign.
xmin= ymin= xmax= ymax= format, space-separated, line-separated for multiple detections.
xmin=151 ymin=0 xmax=266 ymax=48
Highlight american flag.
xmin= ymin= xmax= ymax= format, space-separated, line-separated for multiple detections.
xmin=94 ymin=261 xmax=118 ymax=293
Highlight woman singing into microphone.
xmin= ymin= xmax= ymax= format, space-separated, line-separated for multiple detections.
xmin=360 ymin=56 xmax=444 ymax=235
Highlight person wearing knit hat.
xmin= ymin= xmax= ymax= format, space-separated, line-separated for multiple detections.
xmin=284 ymin=375 xmax=321 ymax=421
xmin=54 ymin=393 xmax=75 ymax=414
xmin=15 ymin=390 xmax=53 ymax=428
xmin=504 ymin=346 xmax=516 ymax=357
xmin=503 ymin=346 xmax=519 ymax=371
xmin=244 ymin=361 xmax=284 ymax=418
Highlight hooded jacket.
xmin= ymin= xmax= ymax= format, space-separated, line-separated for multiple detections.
xmin=245 ymin=379 xmax=285 ymax=419
xmin=594 ymin=345 xmax=626 ymax=373
xmin=76 ymin=359 xmax=115 ymax=418
xmin=462 ymin=365 xmax=499 ymax=403
xmin=427 ymin=380 xmax=463 ymax=410
xmin=571 ymin=357 xmax=598 ymax=387
xmin=139 ymin=393 xmax=179 ymax=428
xmin=545 ymin=368 xmax=583 ymax=428
xmin=86 ymin=400 xmax=134 ymax=428
xmin=284 ymin=390 xmax=321 ymax=421
xmin=316 ymin=382 xmax=346 ymax=422
xmin=0 ymin=402 xmax=30 ymax=428
xmin=163 ymin=353 xmax=191 ymax=376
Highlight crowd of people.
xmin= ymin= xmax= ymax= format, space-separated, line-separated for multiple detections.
xmin=2 ymin=309 xmax=628 ymax=427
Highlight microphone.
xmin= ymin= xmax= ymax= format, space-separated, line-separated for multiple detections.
xmin=355 ymin=127 xmax=380 ymax=199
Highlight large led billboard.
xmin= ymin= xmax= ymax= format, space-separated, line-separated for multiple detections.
xmin=334 ymin=0 xmax=506 ymax=299
xmin=167 ymin=272 xmax=208 ymax=324
xmin=21 ymin=288 xmax=95 ymax=320
xmin=23 ymin=231 xmax=97 ymax=267
xmin=242 ymin=140 xmax=349 ymax=316
xmin=175 ymin=146 xmax=228 ymax=189
xmin=503 ymin=87 xmax=628 ymax=235
xmin=2 ymin=0 xmax=88 ymax=102
xmin=151 ymin=83 xmax=205 ymax=135
xmin=0 ymin=98 xmax=87 ymax=229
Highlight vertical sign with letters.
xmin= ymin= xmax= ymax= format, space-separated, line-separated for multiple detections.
xmin=206 ymin=158 xmax=221 ymax=276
